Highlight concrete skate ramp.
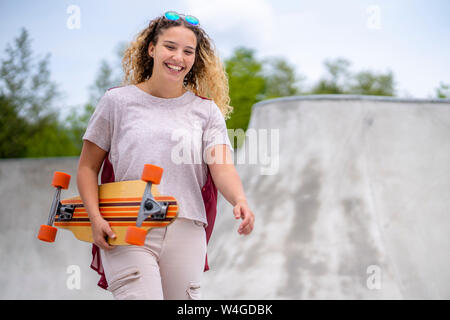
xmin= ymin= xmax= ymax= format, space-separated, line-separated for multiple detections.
xmin=202 ymin=95 xmax=450 ymax=299
xmin=0 ymin=95 xmax=449 ymax=299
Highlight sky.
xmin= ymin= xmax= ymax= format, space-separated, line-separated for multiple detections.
xmin=0 ymin=0 xmax=449 ymax=118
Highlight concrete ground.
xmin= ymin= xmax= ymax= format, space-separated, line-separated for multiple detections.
xmin=1 ymin=95 xmax=449 ymax=299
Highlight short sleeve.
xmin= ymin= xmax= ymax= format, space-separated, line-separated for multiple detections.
xmin=203 ymin=101 xmax=234 ymax=155
xmin=82 ymin=91 xmax=113 ymax=152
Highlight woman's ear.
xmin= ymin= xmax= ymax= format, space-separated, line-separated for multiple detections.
xmin=148 ymin=43 xmax=155 ymax=58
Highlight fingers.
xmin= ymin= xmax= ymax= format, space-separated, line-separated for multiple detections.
xmin=239 ymin=223 xmax=253 ymax=235
xmin=94 ymin=224 xmax=116 ymax=250
xmin=238 ymin=210 xmax=255 ymax=236
xmin=234 ymin=206 xmax=241 ymax=219
xmin=95 ymin=234 xmax=115 ymax=250
xmin=106 ymin=228 xmax=117 ymax=241
xmin=238 ymin=219 xmax=254 ymax=235
xmin=234 ymin=204 xmax=255 ymax=235
xmin=103 ymin=226 xmax=116 ymax=250
xmin=96 ymin=238 xmax=115 ymax=250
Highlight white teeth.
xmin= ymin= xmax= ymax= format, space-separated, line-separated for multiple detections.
xmin=166 ymin=63 xmax=182 ymax=71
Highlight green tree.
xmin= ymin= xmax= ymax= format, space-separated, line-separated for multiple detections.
xmin=225 ymin=47 xmax=266 ymax=133
xmin=0 ymin=28 xmax=79 ymax=158
xmin=350 ymin=70 xmax=395 ymax=96
xmin=435 ymin=82 xmax=450 ymax=99
xmin=66 ymin=42 xmax=126 ymax=152
xmin=88 ymin=60 xmax=115 ymax=105
xmin=88 ymin=42 xmax=125 ymax=104
xmin=0 ymin=28 xmax=59 ymax=123
xmin=24 ymin=114 xmax=79 ymax=157
xmin=225 ymin=47 xmax=302 ymax=128
xmin=310 ymin=57 xmax=395 ymax=96
xmin=311 ymin=58 xmax=351 ymax=94
xmin=0 ymin=95 xmax=28 ymax=157
xmin=65 ymin=103 xmax=95 ymax=152
xmin=262 ymin=57 xmax=303 ymax=99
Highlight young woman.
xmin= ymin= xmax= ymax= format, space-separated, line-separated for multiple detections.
xmin=77 ymin=11 xmax=255 ymax=300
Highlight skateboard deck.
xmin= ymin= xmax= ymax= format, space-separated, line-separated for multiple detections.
xmin=55 ymin=180 xmax=178 ymax=245
xmin=38 ymin=164 xmax=178 ymax=246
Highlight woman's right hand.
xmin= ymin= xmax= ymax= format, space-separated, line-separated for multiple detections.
xmin=91 ymin=215 xmax=116 ymax=250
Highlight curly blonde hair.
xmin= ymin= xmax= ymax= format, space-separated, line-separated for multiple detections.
xmin=122 ymin=15 xmax=233 ymax=119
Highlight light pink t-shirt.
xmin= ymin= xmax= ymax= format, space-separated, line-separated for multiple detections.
xmin=82 ymin=84 xmax=233 ymax=226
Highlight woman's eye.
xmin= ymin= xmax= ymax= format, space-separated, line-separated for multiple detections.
xmin=185 ymin=51 xmax=194 ymax=55
xmin=166 ymin=46 xmax=175 ymax=50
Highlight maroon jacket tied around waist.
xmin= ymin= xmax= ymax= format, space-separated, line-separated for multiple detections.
xmin=90 ymin=154 xmax=218 ymax=290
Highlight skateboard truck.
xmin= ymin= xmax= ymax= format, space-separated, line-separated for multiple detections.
xmin=56 ymin=203 xmax=76 ymax=221
xmin=47 ymin=177 xmax=75 ymax=223
xmin=125 ymin=164 xmax=166 ymax=246
xmin=136 ymin=182 xmax=169 ymax=226
xmin=38 ymin=171 xmax=72 ymax=242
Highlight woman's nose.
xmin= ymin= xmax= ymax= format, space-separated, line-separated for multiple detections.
xmin=172 ymin=49 xmax=184 ymax=62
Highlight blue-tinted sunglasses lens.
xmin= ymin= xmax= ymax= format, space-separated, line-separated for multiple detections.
xmin=165 ymin=11 xmax=179 ymax=21
xmin=185 ymin=15 xmax=199 ymax=25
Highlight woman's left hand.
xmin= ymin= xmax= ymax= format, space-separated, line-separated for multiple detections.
xmin=233 ymin=200 xmax=255 ymax=235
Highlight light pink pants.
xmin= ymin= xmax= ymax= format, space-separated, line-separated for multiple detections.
xmin=100 ymin=218 xmax=207 ymax=300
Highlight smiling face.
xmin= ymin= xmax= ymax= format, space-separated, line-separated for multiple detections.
xmin=148 ymin=26 xmax=197 ymax=85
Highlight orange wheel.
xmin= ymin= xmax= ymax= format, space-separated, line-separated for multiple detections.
xmin=52 ymin=171 xmax=71 ymax=189
xmin=38 ymin=225 xmax=57 ymax=242
xmin=141 ymin=164 xmax=163 ymax=184
xmin=125 ymin=226 xmax=147 ymax=246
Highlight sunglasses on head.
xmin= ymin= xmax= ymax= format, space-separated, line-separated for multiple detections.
xmin=164 ymin=11 xmax=199 ymax=26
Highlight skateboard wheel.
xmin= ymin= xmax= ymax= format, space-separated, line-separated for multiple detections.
xmin=38 ymin=225 xmax=57 ymax=242
xmin=125 ymin=226 xmax=147 ymax=246
xmin=52 ymin=171 xmax=71 ymax=189
xmin=141 ymin=164 xmax=163 ymax=185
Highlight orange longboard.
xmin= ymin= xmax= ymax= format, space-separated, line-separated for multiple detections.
xmin=38 ymin=164 xmax=178 ymax=246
